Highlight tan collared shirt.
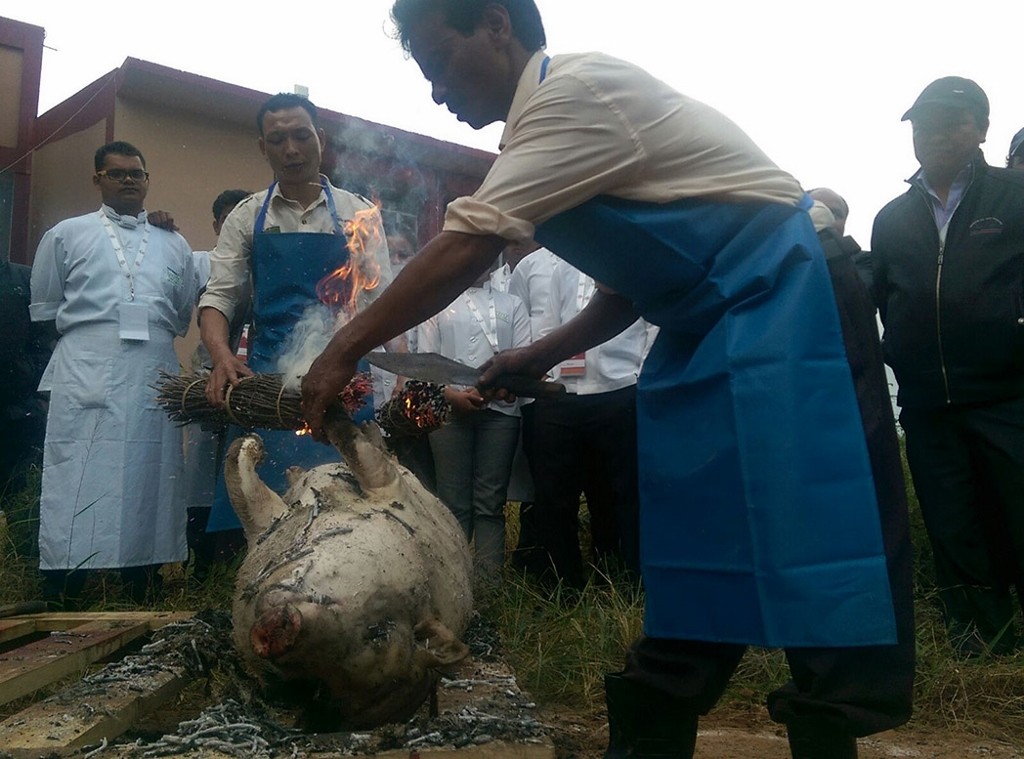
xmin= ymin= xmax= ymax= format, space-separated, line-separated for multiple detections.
xmin=445 ymin=52 xmax=806 ymax=242
xmin=199 ymin=177 xmax=392 ymax=323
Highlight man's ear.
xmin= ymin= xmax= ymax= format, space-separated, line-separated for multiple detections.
xmin=317 ymin=128 xmax=327 ymax=151
xmin=481 ymin=3 xmax=512 ymax=44
xmin=979 ymin=118 xmax=990 ymax=143
xmin=92 ymin=174 xmax=101 ymax=189
xmin=258 ymin=136 xmax=267 ymax=160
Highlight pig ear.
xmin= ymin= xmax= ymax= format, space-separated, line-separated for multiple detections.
xmin=414 ymin=618 xmax=470 ymax=668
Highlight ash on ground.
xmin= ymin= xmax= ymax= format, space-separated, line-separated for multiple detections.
xmin=96 ymin=609 xmax=548 ymax=758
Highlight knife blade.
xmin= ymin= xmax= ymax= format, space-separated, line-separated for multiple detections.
xmin=365 ymin=352 xmax=564 ymax=398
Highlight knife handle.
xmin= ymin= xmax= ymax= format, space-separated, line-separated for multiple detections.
xmin=488 ymin=374 xmax=565 ymax=398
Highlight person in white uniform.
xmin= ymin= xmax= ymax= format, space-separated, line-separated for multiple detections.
xmin=417 ymin=265 xmax=531 ymax=576
xmin=30 ymin=141 xmax=197 ymax=607
xmin=183 ymin=188 xmax=251 ymax=579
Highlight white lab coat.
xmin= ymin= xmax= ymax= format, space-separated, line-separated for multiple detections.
xmin=30 ymin=207 xmax=196 ymax=570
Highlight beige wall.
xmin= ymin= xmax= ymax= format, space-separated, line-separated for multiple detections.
xmin=29 ymin=120 xmax=108 ymax=251
xmin=0 ymin=45 xmax=23 ymax=148
xmin=115 ymin=99 xmax=270 ymax=252
xmin=115 ymin=99 xmax=272 ymax=367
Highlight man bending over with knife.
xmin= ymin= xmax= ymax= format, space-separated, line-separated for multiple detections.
xmin=301 ymin=2 xmax=914 ymax=757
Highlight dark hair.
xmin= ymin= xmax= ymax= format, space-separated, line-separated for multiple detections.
xmin=212 ymin=189 xmax=252 ymax=221
xmin=256 ymin=93 xmax=319 ymax=136
xmin=94 ymin=141 xmax=146 ymax=172
xmin=391 ymin=0 xmax=545 ymax=53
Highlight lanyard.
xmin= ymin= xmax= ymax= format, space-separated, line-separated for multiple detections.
xmin=464 ymin=288 xmax=499 ymax=353
xmin=99 ymin=211 xmax=150 ymax=301
xmin=539 ymin=56 xmax=550 ymax=84
xmin=576 ymin=273 xmax=595 ymax=313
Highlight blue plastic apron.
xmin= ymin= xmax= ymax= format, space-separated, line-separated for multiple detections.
xmin=535 ymin=195 xmax=896 ymax=648
xmin=206 ymin=179 xmax=372 ymax=532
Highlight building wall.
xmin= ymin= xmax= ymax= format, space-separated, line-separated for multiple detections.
xmin=115 ymin=99 xmax=269 ymax=252
xmin=28 ymin=120 xmax=108 ymax=250
xmin=0 ymin=45 xmax=24 ymax=148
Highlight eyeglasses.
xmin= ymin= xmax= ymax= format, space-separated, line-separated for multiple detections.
xmin=96 ymin=169 xmax=149 ymax=183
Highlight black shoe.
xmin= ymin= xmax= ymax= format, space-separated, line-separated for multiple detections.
xmin=786 ymin=720 xmax=857 ymax=759
xmin=604 ymin=672 xmax=697 ymax=758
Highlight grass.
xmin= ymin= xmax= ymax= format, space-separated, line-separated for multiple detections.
xmin=3 ymin=456 xmax=1024 ymax=741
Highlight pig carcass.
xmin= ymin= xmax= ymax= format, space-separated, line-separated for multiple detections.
xmin=225 ymin=412 xmax=474 ymax=729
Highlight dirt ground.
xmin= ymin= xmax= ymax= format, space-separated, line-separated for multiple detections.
xmin=541 ymin=703 xmax=1024 ymax=759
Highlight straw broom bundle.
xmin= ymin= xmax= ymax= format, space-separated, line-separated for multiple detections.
xmin=154 ymin=371 xmax=372 ymax=432
xmin=154 ymin=371 xmax=451 ymax=437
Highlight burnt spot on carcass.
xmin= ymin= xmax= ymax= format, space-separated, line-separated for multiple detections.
xmin=365 ymin=618 xmax=397 ymax=645
xmin=390 ymin=500 xmax=406 ymax=510
xmin=329 ymin=469 xmax=366 ymax=498
xmin=255 ymin=513 xmax=286 ymax=545
xmin=309 ymin=526 xmax=355 ymax=547
xmin=383 ymin=510 xmax=416 ymax=537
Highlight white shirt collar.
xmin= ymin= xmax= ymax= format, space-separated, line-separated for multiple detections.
xmin=499 ymin=51 xmax=550 ymax=151
xmin=100 ymin=204 xmax=147 ymax=229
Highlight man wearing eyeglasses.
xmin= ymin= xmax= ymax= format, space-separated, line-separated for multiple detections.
xmin=871 ymin=77 xmax=1024 ymax=658
xmin=29 ymin=140 xmax=197 ymax=608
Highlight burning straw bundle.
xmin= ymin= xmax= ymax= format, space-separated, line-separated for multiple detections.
xmin=375 ymin=380 xmax=451 ymax=438
xmin=154 ymin=370 xmax=372 ymax=432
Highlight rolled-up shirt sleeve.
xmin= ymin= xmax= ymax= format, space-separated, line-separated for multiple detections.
xmin=29 ymin=227 xmax=65 ymax=322
xmin=198 ymin=200 xmax=253 ymax=324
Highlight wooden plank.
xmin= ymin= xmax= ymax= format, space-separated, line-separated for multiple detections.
xmin=0 ymin=658 xmax=193 ymax=750
xmin=11 ymin=610 xmax=193 ymax=633
xmin=0 ymin=619 xmax=37 ymax=646
xmin=0 ymin=619 xmax=151 ymax=706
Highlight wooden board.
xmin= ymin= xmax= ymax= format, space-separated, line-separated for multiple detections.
xmin=0 ymin=610 xmax=196 ymax=753
xmin=1 ymin=657 xmax=190 ymax=750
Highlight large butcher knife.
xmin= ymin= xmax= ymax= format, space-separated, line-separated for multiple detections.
xmin=366 ymin=352 xmax=564 ymax=398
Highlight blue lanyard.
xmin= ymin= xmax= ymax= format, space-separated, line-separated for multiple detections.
xmin=254 ymin=176 xmax=342 ymax=235
xmin=539 ymin=55 xmax=550 ymax=84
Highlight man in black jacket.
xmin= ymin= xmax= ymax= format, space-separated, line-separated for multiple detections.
xmin=871 ymin=76 xmax=1024 ymax=657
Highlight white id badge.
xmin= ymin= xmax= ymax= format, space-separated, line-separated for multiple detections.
xmin=118 ymin=301 xmax=151 ymax=341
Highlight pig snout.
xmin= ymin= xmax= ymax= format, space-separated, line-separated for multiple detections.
xmin=250 ymin=603 xmax=303 ymax=660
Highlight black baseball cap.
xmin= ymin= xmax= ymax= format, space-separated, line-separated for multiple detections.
xmin=902 ymin=76 xmax=989 ymax=123
xmin=1009 ymin=128 xmax=1024 ymax=161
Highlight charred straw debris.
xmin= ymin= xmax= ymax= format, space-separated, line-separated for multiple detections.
xmin=66 ymin=611 xmax=546 ymax=758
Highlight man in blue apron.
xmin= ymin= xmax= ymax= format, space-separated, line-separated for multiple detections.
xmin=199 ymin=93 xmax=397 ymax=533
xmin=302 ymin=3 xmax=913 ymax=757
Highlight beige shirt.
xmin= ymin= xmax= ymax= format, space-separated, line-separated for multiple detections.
xmin=199 ymin=177 xmax=392 ymax=323
xmin=445 ymin=52 xmax=806 ymax=242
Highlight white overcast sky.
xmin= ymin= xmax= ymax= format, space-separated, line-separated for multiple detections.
xmin=5 ymin=1 xmax=1021 ymax=245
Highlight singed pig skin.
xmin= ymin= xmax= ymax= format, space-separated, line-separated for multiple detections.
xmin=227 ymin=427 xmax=473 ymax=729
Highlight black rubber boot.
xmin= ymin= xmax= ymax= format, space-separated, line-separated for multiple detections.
xmin=604 ymin=672 xmax=697 ymax=758
xmin=786 ymin=720 xmax=858 ymax=759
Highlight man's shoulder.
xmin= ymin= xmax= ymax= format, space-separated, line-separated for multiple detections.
xmin=978 ymin=165 xmax=1024 ymax=196
xmin=326 ymin=182 xmax=375 ymax=212
xmin=49 ymin=210 xmax=102 ymax=234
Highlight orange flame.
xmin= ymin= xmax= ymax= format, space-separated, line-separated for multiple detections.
xmin=295 ymin=423 xmax=311 ymax=437
xmin=315 ymin=204 xmax=384 ymax=317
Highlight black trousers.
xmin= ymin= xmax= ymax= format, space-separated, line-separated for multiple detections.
xmin=622 ymin=241 xmax=916 ymax=736
xmin=900 ymin=396 xmax=1024 ymax=653
xmin=524 ymin=386 xmax=641 ymax=586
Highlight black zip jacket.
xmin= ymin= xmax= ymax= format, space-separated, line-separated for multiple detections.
xmin=870 ymin=157 xmax=1024 ymax=409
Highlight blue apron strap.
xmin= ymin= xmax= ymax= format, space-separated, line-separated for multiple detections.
xmin=254 ymin=182 xmax=276 ymax=235
xmin=320 ymin=176 xmax=343 ymax=235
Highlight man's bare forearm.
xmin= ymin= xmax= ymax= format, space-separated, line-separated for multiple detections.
xmin=199 ymin=307 xmax=234 ymax=364
xmin=536 ymin=290 xmax=640 ymax=364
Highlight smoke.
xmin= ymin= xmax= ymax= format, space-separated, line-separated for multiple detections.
xmin=275 ymin=303 xmax=350 ymax=392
